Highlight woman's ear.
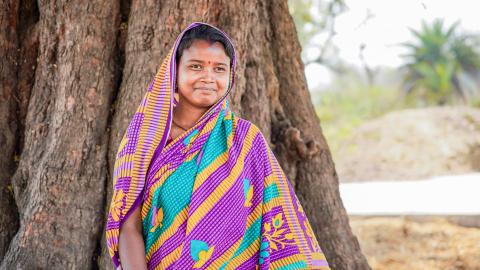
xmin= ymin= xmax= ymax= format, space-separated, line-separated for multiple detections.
xmin=174 ymin=92 xmax=179 ymax=103
xmin=174 ymin=82 xmax=179 ymax=101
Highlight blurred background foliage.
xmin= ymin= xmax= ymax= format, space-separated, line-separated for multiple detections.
xmin=288 ymin=3 xmax=480 ymax=269
xmin=288 ymin=0 xmax=480 ymax=155
xmin=401 ymin=19 xmax=480 ymax=105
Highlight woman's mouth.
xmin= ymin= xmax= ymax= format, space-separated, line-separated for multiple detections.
xmin=195 ymin=87 xmax=216 ymax=92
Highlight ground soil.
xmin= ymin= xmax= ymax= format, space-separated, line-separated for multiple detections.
xmin=335 ymin=106 xmax=480 ymax=182
xmin=349 ymin=216 xmax=480 ymax=270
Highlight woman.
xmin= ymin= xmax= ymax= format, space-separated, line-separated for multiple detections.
xmin=106 ymin=22 xmax=330 ymax=270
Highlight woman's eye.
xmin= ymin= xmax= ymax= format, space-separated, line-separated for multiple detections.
xmin=190 ymin=64 xmax=202 ymax=70
xmin=214 ymin=67 xmax=226 ymax=72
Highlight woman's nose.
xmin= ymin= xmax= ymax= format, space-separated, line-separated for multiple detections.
xmin=200 ymin=68 xmax=216 ymax=82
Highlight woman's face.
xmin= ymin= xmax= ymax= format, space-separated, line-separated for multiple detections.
xmin=176 ymin=39 xmax=231 ymax=109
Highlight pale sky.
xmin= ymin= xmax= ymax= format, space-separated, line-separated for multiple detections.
xmin=305 ymin=0 xmax=480 ymax=88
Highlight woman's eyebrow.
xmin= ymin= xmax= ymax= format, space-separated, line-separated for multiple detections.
xmin=187 ymin=59 xmax=228 ymax=66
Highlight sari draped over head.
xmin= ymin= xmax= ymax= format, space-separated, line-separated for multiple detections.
xmin=105 ymin=22 xmax=330 ymax=270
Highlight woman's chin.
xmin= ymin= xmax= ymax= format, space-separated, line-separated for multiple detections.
xmin=193 ymin=95 xmax=219 ymax=108
xmin=189 ymin=99 xmax=213 ymax=109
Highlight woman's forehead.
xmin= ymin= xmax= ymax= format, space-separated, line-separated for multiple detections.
xmin=180 ymin=40 xmax=230 ymax=63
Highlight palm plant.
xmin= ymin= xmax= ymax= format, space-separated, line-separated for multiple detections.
xmin=401 ymin=19 xmax=480 ymax=105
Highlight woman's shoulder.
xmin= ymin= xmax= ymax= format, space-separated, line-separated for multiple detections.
xmin=233 ymin=116 xmax=273 ymax=175
xmin=233 ymin=116 xmax=270 ymax=145
xmin=234 ymin=117 xmax=263 ymax=135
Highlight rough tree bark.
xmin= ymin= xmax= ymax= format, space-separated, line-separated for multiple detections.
xmin=1 ymin=0 xmax=120 ymax=268
xmin=1 ymin=0 xmax=370 ymax=269
xmin=1 ymin=0 xmax=39 ymax=259
xmin=0 ymin=0 xmax=20 ymax=259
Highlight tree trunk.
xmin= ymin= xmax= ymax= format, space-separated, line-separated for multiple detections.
xmin=1 ymin=0 xmax=120 ymax=268
xmin=1 ymin=0 xmax=370 ymax=269
xmin=0 ymin=0 xmax=20 ymax=259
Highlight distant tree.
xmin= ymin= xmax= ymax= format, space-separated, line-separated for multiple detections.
xmin=401 ymin=19 xmax=480 ymax=105
xmin=288 ymin=0 xmax=348 ymax=73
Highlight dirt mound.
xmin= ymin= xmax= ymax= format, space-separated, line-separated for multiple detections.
xmin=335 ymin=106 xmax=480 ymax=182
xmin=349 ymin=216 xmax=480 ymax=270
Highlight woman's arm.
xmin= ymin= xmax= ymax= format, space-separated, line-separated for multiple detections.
xmin=119 ymin=204 xmax=148 ymax=270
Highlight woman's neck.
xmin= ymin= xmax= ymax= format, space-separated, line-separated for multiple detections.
xmin=173 ymin=101 xmax=208 ymax=130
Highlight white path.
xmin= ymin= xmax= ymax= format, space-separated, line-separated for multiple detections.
xmin=339 ymin=173 xmax=480 ymax=215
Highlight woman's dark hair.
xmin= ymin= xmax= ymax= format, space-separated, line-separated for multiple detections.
xmin=175 ymin=25 xmax=234 ymax=65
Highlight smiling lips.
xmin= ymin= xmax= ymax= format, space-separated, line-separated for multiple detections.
xmin=195 ymin=87 xmax=216 ymax=92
